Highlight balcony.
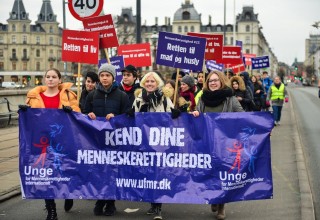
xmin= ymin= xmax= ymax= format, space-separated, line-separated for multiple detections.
xmin=10 ymin=56 xmax=18 ymax=61
xmin=21 ymin=56 xmax=29 ymax=61
xmin=48 ymin=56 xmax=56 ymax=62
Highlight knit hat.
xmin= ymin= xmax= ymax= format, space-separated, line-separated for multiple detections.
xmin=98 ymin=63 xmax=116 ymax=79
xmin=181 ymin=75 xmax=195 ymax=88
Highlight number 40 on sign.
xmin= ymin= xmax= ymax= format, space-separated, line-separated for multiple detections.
xmin=68 ymin=0 xmax=104 ymax=21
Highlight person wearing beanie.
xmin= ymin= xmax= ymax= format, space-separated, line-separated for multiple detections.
xmin=179 ymin=75 xmax=196 ymax=112
xmin=83 ymin=63 xmax=130 ymax=216
xmin=119 ymin=64 xmax=140 ymax=106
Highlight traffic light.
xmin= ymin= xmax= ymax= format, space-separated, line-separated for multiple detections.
xmin=294 ymin=65 xmax=298 ymax=71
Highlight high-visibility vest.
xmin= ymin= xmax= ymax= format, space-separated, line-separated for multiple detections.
xmin=270 ymin=83 xmax=285 ymax=100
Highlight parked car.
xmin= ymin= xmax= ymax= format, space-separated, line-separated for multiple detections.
xmin=1 ymin=82 xmax=23 ymax=88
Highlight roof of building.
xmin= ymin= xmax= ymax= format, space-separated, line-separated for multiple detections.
xmin=36 ymin=0 xmax=57 ymax=23
xmin=8 ymin=0 xmax=30 ymax=21
xmin=173 ymin=0 xmax=201 ymax=21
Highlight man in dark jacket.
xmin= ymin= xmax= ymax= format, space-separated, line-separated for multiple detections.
xmin=79 ymin=71 xmax=99 ymax=112
xmin=83 ymin=63 xmax=129 ymax=216
xmin=119 ymin=64 xmax=140 ymax=107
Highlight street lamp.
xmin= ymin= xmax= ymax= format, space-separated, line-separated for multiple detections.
xmin=251 ymin=24 xmax=262 ymax=74
xmin=151 ymin=31 xmax=159 ymax=70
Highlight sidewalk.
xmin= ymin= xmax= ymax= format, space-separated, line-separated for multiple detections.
xmin=0 ymin=100 xmax=315 ymax=219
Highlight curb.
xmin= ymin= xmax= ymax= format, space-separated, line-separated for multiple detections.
xmin=289 ymin=91 xmax=315 ymax=220
xmin=0 ymin=187 xmax=21 ymax=203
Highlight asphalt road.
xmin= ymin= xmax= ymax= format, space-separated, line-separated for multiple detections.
xmin=290 ymin=84 xmax=320 ymax=219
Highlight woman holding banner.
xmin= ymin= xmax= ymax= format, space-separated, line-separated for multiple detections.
xmin=19 ymin=68 xmax=80 ymax=220
xmin=132 ymin=71 xmax=174 ymax=220
xmin=192 ymin=70 xmax=243 ymax=220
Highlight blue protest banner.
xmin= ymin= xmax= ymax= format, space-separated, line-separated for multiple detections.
xmin=252 ymin=56 xmax=270 ymax=69
xmin=99 ymin=56 xmax=125 ymax=83
xmin=19 ymin=109 xmax=273 ymax=204
xmin=206 ymin=60 xmax=224 ymax=72
xmin=156 ymin=32 xmax=206 ymax=71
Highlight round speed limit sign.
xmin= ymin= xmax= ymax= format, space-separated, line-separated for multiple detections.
xmin=68 ymin=0 xmax=104 ymax=21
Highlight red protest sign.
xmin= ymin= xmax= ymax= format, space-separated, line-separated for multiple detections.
xmin=187 ymin=33 xmax=223 ymax=61
xmin=229 ymin=63 xmax=246 ymax=74
xmin=243 ymin=53 xmax=256 ymax=65
xmin=62 ymin=30 xmax=100 ymax=64
xmin=117 ymin=43 xmax=152 ymax=67
xmin=82 ymin=14 xmax=119 ymax=49
xmin=219 ymin=46 xmax=243 ymax=65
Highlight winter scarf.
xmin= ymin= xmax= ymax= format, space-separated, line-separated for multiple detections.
xmin=180 ymin=89 xmax=196 ymax=111
xmin=139 ymin=88 xmax=163 ymax=112
xmin=201 ymin=88 xmax=233 ymax=107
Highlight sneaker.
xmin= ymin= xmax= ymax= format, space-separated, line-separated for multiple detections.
xmin=93 ymin=201 xmax=105 ymax=216
xmin=104 ymin=204 xmax=116 ymax=216
xmin=153 ymin=207 xmax=162 ymax=220
xmin=274 ymin=122 xmax=277 ymax=126
xmin=211 ymin=204 xmax=218 ymax=212
xmin=147 ymin=206 xmax=157 ymax=215
xmin=277 ymin=121 xmax=280 ymax=125
xmin=64 ymin=199 xmax=73 ymax=212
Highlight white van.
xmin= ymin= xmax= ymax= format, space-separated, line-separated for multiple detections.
xmin=1 ymin=82 xmax=21 ymax=88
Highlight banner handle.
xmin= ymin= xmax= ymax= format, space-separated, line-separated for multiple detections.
xmin=105 ymin=49 xmax=111 ymax=64
xmin=77 ymin=62 xmax=82 ymax=102
xmin=173 ymin=68 xmax=180 ymax=107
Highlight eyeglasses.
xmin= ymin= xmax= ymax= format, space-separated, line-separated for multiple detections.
xmin=208 ymin=79 xmax=220 ymax=83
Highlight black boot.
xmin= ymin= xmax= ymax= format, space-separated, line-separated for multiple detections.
xmin=93 ymin=200 xmax=106 ymax=216
xmin=64 ymin=199 xmax=73 ymax=212
xmin=45 ymin=201 xmax=58 ymax=220
xmin=104 ymin=200 xmax=116 ymax=216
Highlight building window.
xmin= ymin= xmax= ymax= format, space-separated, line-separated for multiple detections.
xmin=23 ymin=49 xmax=27 ymax=58
xmin=49 ymin=26 xmax=53 ymax=33
xmin=184 ymin=26 xmax=188 ymax=32
xmin=49 ymin=49 xmax=53 ymax=57
xmin=49 ymin=62 xmax=54 ymax=69
xmin=0 ymin=62 xmax=4 ymax=71
xmin=217 ymin=26 xmax=222 ymax=32
xmin=23 ymin=24 xmax=26 ymax=32
xmin=145 ymin=38 xmax=149 ymax=43
xmin=230 ymin=37 xmax=234 ymax=45
xmin=12 ymin=35 xmax=16 ymax=43
xmin=182 ymin=11 xmax=190 ymax=20
xmin=227 ymin=26 xmax=232 ymax=32
xmin=0 ymin=49 xmax=3 ymax=57
xmin=23 ymin=62 xmax=27 ymax=71
xmin=36 ymin=49 xmax=40 ymax=57
xmin=36 ymin=62 xmax=40 ymax=71
xmin=246 ymin=49 xmax=250 ymax=54
xmin=178 ymin=26 xmax=182 ymax=33
xmin=49 ymin=37 xmax=53 ymax=45
xmin=23 ymin=35 xmax=27 ymax=44
xmin=245 ymin=36 xmax=250 ymax=44
xmin=12 ymin=49 xmax=16 ymax=58
xmin=0 ymin=36 xmax=3 ymax=44
xmin=225 ymin=37 xmax=228 ymax=45
xmin=36 ymin=36 xmax=40 ymax=44
xmin=246 ymin=25 xmax=250 ymax=32
xmin=12 ymin=24 xmax=16 ymax=32
xmin=12 ymin=62 xmax=16 ymax=70
xmin=191 ymin=26 xmax=194 ymax=32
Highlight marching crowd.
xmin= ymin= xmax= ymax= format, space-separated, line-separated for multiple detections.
xmin=19 ymin=64 xmax=287 ymax=220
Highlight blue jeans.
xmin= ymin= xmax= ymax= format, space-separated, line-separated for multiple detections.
xmin=272 ymin=105 xmax=283 ymax=122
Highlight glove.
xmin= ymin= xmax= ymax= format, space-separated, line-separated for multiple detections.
xmin=179 ymin=104 xmax=189 ymax=112
xmin=126 ymin=107 xmax=135 ymax=117
xmin=171 ymin=108 xmax=181 ymax=119
xmin=285 ymin=97 xmax=288 ymax=103
xmin=265 ymin=100 xmax=270 ymax=107
xmin=18 ymin=105 xmax=30 ymax=111
xmin=62 ymin=105 xmax=73 ymax=113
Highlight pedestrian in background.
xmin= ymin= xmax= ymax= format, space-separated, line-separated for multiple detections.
xmin=261 ymin=71 xmax=273 ymax=111
xmin=20 ymin=68 xmax=80 ymax=220
xmin=267 ymin=76 xmax=288 ymax=126
xmin=84 ymin=63 xmax=129 ymax=216
xmin=251 ymin=75 xmax=265 ymax=111
xmin=119 ymin=64 xmax=140 ymax=106
xmin=192 ymin=70 xmax=243 ymax=220
xmin=179 ymin=75 xmax=196 ymax=112
xmin=132 ymin=71 xmax=175 ymax=220
xmin=79 ymin=71 xmax=99 ymax=113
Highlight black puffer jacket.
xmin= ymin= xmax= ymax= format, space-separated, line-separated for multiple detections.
xmin=84 ymin=82 xmax=129 ymax=117
xmin=119 ymin=82 xmax=140 ymax=107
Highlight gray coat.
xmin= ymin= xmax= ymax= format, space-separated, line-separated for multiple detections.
xmin=196 ymin=96 xmax=244 ymax=113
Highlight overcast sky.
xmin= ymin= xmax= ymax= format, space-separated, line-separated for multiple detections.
xmin=1 ymin=0 xmax=319 ymax=66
